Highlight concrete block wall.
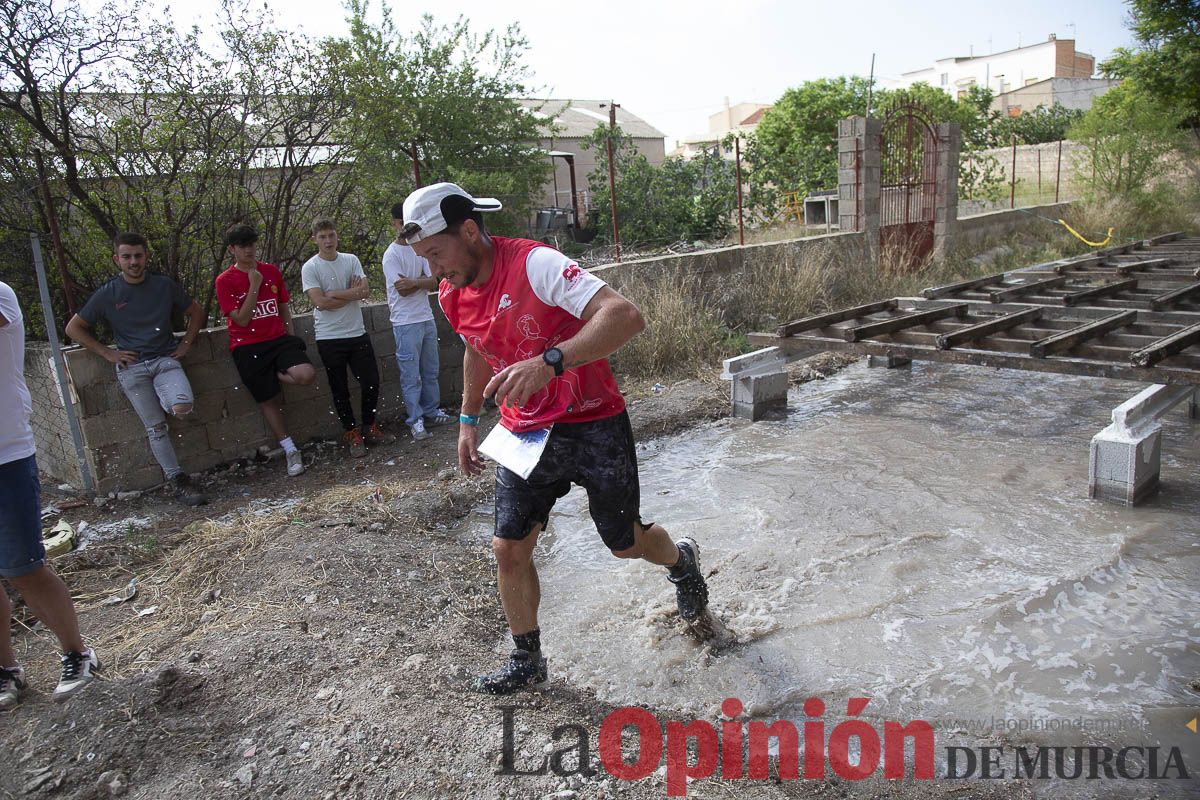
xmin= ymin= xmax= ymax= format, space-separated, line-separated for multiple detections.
xmin=955 ymin=202 xmax=1073 ymax=249
xmin=52 ymin=298 xmax=465 ymax=495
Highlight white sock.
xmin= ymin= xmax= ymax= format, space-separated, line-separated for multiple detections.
xmin=279 ymin=437 xmax=297 ymax=455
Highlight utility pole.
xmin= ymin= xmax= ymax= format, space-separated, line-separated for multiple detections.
xmin=410 ymin=143 xmax=422 ymax=188
xmin=734 ymin=136 xmax=745 ymax=246
xmin=604 ymin=101 xmax=622 ymax=262
xmin=866 ymin=53 xmax=876 ymax=117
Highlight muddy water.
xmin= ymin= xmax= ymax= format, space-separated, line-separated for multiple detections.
xmin=469 ymin=361 xmax=1200 ymax=797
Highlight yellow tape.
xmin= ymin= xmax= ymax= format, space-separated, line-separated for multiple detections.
xmin=1058 ymin=219 xmax=1114 ymax=247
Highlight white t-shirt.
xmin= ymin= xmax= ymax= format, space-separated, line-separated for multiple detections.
xmin=301 ymin=252 xmax=368 ymax=341
xmin=381 ymin=241 xmax=435 ymax=327
xmin=0 ymin=282 xmax=36 ymax=465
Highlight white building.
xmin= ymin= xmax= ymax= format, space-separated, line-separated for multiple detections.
xmin=671 ymin=98 xmax=772 ymax=160
xmin=899 ymin=35 xmax=1096 ymax=102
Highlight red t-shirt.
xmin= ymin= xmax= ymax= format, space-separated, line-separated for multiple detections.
xmin=215 ymin=261 xmax=290 ymax=350
xmin=439 ymin=237 xmax=625 ymax=432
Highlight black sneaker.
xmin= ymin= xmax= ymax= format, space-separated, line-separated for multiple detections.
xmin=170 ymin=473 xmax=208 ymax=507
xmin=668 ymin=537 xmax=709 ymax=622
xmin=0 ymin=665 xmax=27 ymax=710
xmin=471 ymin=649 xmax=548 ymax=695
xmin=53 ymin=648 xmax=100 ymax=702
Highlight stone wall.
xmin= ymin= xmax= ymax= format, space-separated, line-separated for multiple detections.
xmin=54 ymin=299 xmax=464 ymax=495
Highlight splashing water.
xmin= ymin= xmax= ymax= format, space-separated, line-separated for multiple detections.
xmin=464 ymin=361 xmax=1200 ymax=797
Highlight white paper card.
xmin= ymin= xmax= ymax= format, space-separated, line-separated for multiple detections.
xmin=478 ymin=424 xmax=553 ymax=480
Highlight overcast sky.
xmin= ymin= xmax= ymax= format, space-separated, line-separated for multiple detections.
xmin=166 ymin=0 xmax=1136 ymax=147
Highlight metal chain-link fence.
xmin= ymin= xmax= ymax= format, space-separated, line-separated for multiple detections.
xmin=7 ymin=233 xmax=94 ymax=495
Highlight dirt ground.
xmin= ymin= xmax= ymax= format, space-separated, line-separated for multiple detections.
xmin=2 ymin=353 xmax=1033 ymax=800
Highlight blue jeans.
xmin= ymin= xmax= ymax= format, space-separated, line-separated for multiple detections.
xmin=0 ymin=455 xmax=45 ymax=578
xmin=392 ymin=320 xmax=441 ymax=427
xmin=115 ymin=356 xmax=194 ymax=479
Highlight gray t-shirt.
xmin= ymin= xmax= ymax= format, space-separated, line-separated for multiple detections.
xmin=78 ymin=273 xmax=193 ymax=361
xmin=301 ymin=252 xmax=367 ymax=340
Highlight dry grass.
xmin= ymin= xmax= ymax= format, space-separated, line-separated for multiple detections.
xmin=608 ymin=266 xmax=739 ymax=380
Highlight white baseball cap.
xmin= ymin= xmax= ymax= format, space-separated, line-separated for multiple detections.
xmin=399 ymin=182 xmax=503 ymax=244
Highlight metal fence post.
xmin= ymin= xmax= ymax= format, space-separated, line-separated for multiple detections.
xmin=31 ymin=233 xmax=94 ymax=495
xmin=734 ymin=136 xmax=745 ymax=246
xmin=1010 ymin=135 xmax=1017 ymax=209
xmin=1055 ymin=140 xmax=1062 ymax=203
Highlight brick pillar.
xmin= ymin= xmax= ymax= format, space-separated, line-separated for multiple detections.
xmin=933 ymin=122 xmax=960 ymax=260
xmin=837 ymin=116 xmax=880 ymax=240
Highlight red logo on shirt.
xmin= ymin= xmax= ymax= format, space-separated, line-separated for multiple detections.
xmin=562 ymin=264 xmax=582 ymax=284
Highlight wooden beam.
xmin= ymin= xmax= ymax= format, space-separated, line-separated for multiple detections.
xmin=1050 ymin=255 xmax=1107 ymax=273
xmin=842 ymin=304 xmax=968 ymax=342
xmin=776 ymin=299 xmax=898 ymax=337
xmin=936 ymin=307 xmax=1042 ymax=350
xmin=1145 ymin=231 xmax=1185 ymax=246
xmin=1030 ymin=311 xmax=1137 ymax=358
xmin=1149 ymin=281 xmax=1200 ymax=311
xmin=1106 ymin=257 xmax=1174 ymax=273
xmin=1130 ymin=320 xmax=1200 ymax=367
xmin=748 ymin=331 xmax=1200 ymax=386
xmin=1060 ymin=278 xmax=1139 ymax=306
xmin=989 ymin=276 xmax=1066 ymax=303
xmin=921 ymin=272 xmax=1006 ymax=299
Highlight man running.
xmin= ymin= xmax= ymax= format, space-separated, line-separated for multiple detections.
xmin=401 ymin=182 xmax=710 ymax=694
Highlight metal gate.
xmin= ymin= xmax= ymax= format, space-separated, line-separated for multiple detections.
xmin=880 ymin=100 xmax=938 ymax=271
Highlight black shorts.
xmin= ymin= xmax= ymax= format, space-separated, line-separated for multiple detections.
xmin=231 ymin=335 xmax=311 ymax=403
xmin=494 ymin=410 xmax=644 ymax=552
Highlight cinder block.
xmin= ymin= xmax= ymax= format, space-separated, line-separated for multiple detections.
xmin=177 ymin=334 xmax=213 ymax=366
xmin=206 ymin=415 xmax=267 ymax=452
xmin=92 ymin=442 xmax=154 ymax=479
xmin=370 ymin=331 xmax=396 ymax=360
xmin=186 ymin=359 xmax=241 ymax=389
xmin=164 ymin=421 xmax=210 ymax=460
xmin=64 ymin=348 xmax=116 ymax=388
xmin=96 ymin=464 xmax=165 ymax=496
xmin=77 ymin=381 xmax=125 ymax=417
xmin=81 ymin=410 xmax=152 ymax=449
xmin=281 ymin=378 xmax=326 ymax=405
xmin=291 ymin=313 xmax=316 ymax=342
xmin=205 ymin=326 xmax=230 ymax=354
xmin=1089 ymin=426 xmax=1162 ymax=505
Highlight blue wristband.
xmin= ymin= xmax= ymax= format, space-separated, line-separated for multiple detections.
xmin=459 ymin=413 xmax=480 ymax=426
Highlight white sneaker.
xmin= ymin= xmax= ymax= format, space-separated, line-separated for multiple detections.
xmin=0 ymin=665 xmax=27 ymax=710
xmin=410 ymin=419 xmax=432 ymax=441
xmin=286 ymin=449 xmax=305 ymax=477
xmin=425 ymin=410 xmax=454 ymax=427
xmin=53 ymin=648 xmax=100 ymax=702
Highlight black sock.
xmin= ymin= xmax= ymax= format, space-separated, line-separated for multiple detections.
xmin=669 ymin=545 xmax=688 ymax=575
xmin=513 ymin=629 xmax=540 ymax=653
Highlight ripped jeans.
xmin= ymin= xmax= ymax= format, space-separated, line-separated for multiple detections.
xmin=115 ymin=356 xmax=194 ymax=480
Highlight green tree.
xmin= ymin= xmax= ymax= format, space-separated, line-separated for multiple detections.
xmin=333 ymin=0 xmax=549 ymax=237
xmin=991 ymin=103 xmax=1085 ymax=145
xmin=582 ymin=124 xmax=737 ymax=248
xmin=1069 ymin=81 xmax=1184 ymax=197
xmin=1101 ymin=0 xmax=1200 ymax=143
xmin=741 ymin=76 xmax=873 ymax=213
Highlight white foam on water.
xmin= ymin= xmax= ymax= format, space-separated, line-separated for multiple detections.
xmin=463 ymin=362 xmax=1200 ymax=797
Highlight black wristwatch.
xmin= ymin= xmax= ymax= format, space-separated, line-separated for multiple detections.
xmin=542 ymin=347 xmax=564 ymax=376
